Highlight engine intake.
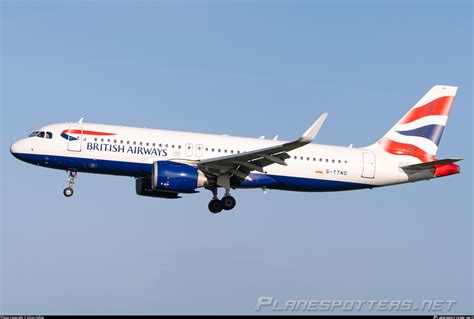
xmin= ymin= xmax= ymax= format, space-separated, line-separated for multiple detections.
xmin=152 ymin=161 xmax=207 ymax=193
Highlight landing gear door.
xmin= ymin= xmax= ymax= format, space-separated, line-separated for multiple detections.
xmin=362 ymin=152 xmax=376 ymax=179
xmin=67 ymin=126 xmax=83 ymax=152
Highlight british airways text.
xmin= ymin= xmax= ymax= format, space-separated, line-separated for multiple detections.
xmin=86 ymin=142 xmax=168 ymax=156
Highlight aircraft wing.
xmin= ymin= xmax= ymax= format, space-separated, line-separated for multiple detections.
xmin=198 ymin=113 xmax=328 ymax=180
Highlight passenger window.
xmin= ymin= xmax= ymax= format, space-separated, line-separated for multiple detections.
xmin=37 ymin=131 xmax=45 ymax=138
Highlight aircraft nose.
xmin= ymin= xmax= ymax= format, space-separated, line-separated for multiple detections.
xmin=10 ymin=140 xmax=23 ymax=159
xmin=10 ymin=141 xmax=18 ymax=154
xmin=10 ymin=139 xmax=36 ymax=164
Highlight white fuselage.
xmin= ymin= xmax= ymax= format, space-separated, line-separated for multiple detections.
xmin=10 ymin=122 xmax=417 ymax=192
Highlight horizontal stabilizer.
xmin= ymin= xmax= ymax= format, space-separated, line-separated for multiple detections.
xmin=401 ymin=158 xmax=462 ymax=170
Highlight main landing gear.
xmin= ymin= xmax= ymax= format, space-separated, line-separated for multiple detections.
xmin=208 ymin=187 xmax=237 ymax=214
xmin=63 ymin=170 xmax=77 ymax=197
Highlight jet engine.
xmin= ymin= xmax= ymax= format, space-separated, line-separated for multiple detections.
xmin=151 ymin=160 xmax=208 ymax=193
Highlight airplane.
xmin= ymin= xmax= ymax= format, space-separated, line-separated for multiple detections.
xmin=10 ymin=85 xmax=462 ymax=214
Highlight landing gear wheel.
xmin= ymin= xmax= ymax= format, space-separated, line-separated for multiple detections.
xmin=208 ymin=199 xmax=223 ymax=214
xmin=63 ymin=187 xmax=74 ymax=197
xmin=221 ymin=195 xmax=236 ymax=211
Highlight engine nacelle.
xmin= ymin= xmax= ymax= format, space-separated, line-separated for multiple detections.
xmin=136 ymin=178 xmax=181 ymax=199
xmin=152 ymin=161 xmax=208 ymax=193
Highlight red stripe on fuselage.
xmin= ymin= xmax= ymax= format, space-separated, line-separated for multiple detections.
xmin=378 ymin=138 xmax=435 ymax=163
xmin=400 ymin=95 xmax=454 ymax=124
xmin=62 ymin=129 xmax=116 ymax=136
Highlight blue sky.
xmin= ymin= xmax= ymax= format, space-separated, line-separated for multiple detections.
xmin=1 ymin=0 xmax=472 ymax=314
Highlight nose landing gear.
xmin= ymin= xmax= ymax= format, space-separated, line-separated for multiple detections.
xmin=63 ymin=187 xmax=74 ymax=197
xmin=63 ymin=170 xmax=77 ymax=197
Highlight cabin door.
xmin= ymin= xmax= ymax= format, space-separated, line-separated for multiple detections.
xmin=66 ymin=126 xmax=83 ymax=152
xmin=362 ymin=152 xmax=376 ymax=179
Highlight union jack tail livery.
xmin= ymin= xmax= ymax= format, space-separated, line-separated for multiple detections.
xmin=371 ymin=85 xmax=457 ymax=163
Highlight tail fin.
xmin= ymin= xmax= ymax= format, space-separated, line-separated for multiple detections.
xmin=369 ymin=85 xmax=457 ymax=162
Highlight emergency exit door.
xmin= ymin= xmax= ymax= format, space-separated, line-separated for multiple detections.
xmin=185 ymin=143 xmax=193 ymax=157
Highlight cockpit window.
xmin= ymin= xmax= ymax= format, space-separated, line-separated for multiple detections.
xmin=31 ymin=131 xmax=53 ymax=138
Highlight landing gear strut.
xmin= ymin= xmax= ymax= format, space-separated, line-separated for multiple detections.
xmin=63 ymin=170 xmax=77 ymax=197
xmin=207 ymin=185 xmax=237 ymax=214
